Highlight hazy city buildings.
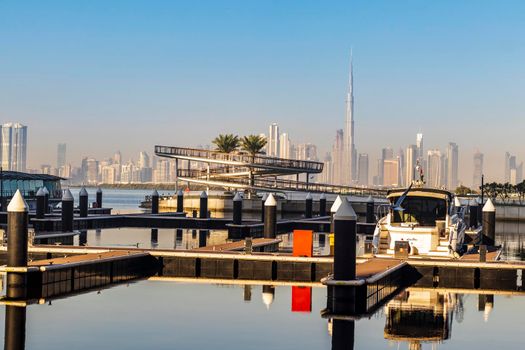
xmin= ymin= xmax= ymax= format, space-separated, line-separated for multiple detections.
xmin=57 ymin=143 xmax=66 ymax=169
xmin=473 ymin=151 xmax=484 ymax=189
xmin=1 ymin=122 xmax=27 ymax=172
xmin=427 ymin=150 xmax=443 ymax=188
xmin=279 ymin=133 xmax=291 ymax=159
xmin=405 ymin=145 xmax=418 ymax=186
xmin=446 ymin=142 xmax=459 ymax=190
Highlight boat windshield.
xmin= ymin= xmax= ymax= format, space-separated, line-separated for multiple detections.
xmin=391 ymin=196 xmax=447 ymax=226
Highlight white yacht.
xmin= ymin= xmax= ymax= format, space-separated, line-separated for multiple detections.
xmin=373 ymin=185 xmax=471 ymax=258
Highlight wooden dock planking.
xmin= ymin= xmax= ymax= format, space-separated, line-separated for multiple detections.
xmin=355 ymin=258 xmax=404 ymax=279
xmin=28 ymin=250 xmax=144 ymax=268
xmin=192 ymin=238 xmax=281 ymax=252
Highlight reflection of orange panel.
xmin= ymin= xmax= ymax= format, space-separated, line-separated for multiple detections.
xmin=293 ymin=230 xmax=313 ymax=257
xmin=291 ymin=286 xmax=312 ymax=313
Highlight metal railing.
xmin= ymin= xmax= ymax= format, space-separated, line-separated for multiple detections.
xmin=155 ymin=145 xmax=324 ymax=173
xmin=177 ymin=169 xmax=387 ymax=196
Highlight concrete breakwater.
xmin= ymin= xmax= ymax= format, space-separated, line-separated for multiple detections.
xmin=147 ymin=191 xmax=387 ymax=217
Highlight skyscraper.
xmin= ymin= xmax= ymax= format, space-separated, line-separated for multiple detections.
xmin=473 ymin=151 xmax=484 ymax=190
xmin=279 ymin=133 xmax=291 ymax=159
xmin=1 ymin=123 xmax=27 ymax=172
xmin=331 ymin=129 xmax=344 ymax=185
xmin=343 ymin=52 xmax=356 ymax=185
xmin=383 ymin=159 xmax=399 ymax=187
xmin=446 ymin=142 xmax=459 ymax=190
xmin=57 ymin=143 xmax=66 ymax=169
xmin=405 ymin=145 xmax=418 ymax=186
xmin=427 ymin=150 xmax=443 ymax=188
xmin=357 ymin=153 xmax=369 ymax=186
xmin=267 ymin=123 xmax=280 ymax=157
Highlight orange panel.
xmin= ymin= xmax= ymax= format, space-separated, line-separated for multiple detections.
xmin=291 ymin=286 xmax=312 ymax=313
xmin=293 ymin=230 xmax=313 ymax=257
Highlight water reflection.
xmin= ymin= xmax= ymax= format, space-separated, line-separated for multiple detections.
xmin=4 ymin=305 xmax=26 ymax=350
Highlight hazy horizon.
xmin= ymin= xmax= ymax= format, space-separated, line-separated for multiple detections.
xmin=1 ymin=1 xmax=524 ymax=185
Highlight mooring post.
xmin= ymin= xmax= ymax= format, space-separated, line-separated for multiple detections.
xmin=261 ymin=193 xmax=268 ymax=222
xmin=198 ymin=230 xmax=207 ymax=247
xmin=482 ymin=198 xmax=496 ymax=245
xmin=61 ymin=189 xmax=74 ymax=232
xmin=330 ymin=196 xmax=343 ymax=235
xmin=79 ymin=187 xmax=88 ymax=218
xmin=42 ymin=187 xmax=50 ymax=213
xmin=233 ymin=192 xmax=243 ymax=225
xmin=332 ymin=198 xmax=358 ymax=315
xmin=366 ymin=195 xmax=375 ymax=223
xmin=96 ymin=187 xmax=103 ymax=208
xmin=469 ymin=199 xmax=478 ymax=228
xmin=476 ymin=197 xmax=483 ymax=226
xmin=151 ymin=189 xmax=159 ymax=214
xmin=36 ymin=187 xmax=45 ymax=219
xmin=263 ymin=194 xmax=277 ymax=239
xmin=244 ymin=237 xmax=253 ymax=254
xmin=6 ymin=190 xmax=29 ymax=299
xmin=176 ymin=189 xmax=184 ymax=213
xmin=305 ymin=192 xmax=313 ymax=219
xmin=199 ymin=191 xmax=208 ymax=218
xmin=319 ymin=193 xmax=327 ymax=217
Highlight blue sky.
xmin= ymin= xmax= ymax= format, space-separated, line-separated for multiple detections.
xmin=1 ymin=0 xmax=524 ymax=183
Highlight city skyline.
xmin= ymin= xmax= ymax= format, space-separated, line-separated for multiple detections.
xmin=1 ymin=1 xmax=525 ymax=183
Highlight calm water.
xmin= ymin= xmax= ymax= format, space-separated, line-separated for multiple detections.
xmin=8 ymin=189 xmax=525 ymax=349
xmin=2 ymin=280 xmax=525 ymax=349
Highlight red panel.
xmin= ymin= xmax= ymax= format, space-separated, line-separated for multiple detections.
xmin=291 ymin=286 xmax=312 ymax=313
xmin=293 ymin=230 xmax=313 ymax=257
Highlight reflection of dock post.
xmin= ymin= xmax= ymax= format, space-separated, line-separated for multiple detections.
xmin=199 ymin=191 xmax=208 ymax=218
xmin=176 ymin=189 xmax=184 ymax=213
xmin=79 ymin=230 xmax=87 ymax=246
xmin=262 ymin=285 xmax=275 ymax=309
xmin=332 ymin=199 xmax=357 ymax=314
xmin=151 ymin=190 xmax=159 ymax=214
xmin=79 ymin=187 xmax=88 ymax=218
xmin=233 ymin=192 xmax=243 ymax=225
xmin=61 ymin=189 xmax=74 ymax=233
xmin=151 ymin=228 xmax=158 ymax=245
xmin=96 ymin=187 xmax=103 ymax=208
xmin=198 ymin=230 xmax=207 ymax=248
xmin=6 ymin=190 xmax=29 ymax=300
xmin=366 ymin=195 xmax=375 ymax=223
xmin=331 ymin=319 xmax=355 ymax=350
xmin=482 ymin=199 xmax=496 ymax=245
xmin=305 ymin=193 xmax=313 ymax=218
xmin=36 ymin=188 xmax=45 ymax=219
xmin=319 ymin=193 xmax=327 ymax=217
xmin=4 ymin=305 xmax=27 ymax=350
xmin=264 ymin=194 xmax=277 ymax=239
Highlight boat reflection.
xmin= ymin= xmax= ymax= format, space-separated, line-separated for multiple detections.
xmin=383 ymin=289 xmax=463 ymax=349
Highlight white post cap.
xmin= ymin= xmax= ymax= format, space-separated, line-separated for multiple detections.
xmin=330 ymin=195 xmax=343 ymax=213
xmin=265 ymin=193 xmax=277 ymax=206
xmin=306 ymin=192 xmax=312 ymax=200
xmin=42 ymin=187 xmax=49 ymax=195
xmin=334 ymin=198 xmax=357 ymax=221
xmin=233 ymin=192 xmax=242 ymax=201
xmin=79 ymin=187 xmax=88 ymax=196
xmin=177 ymin=189 xmax=183 ymax=196
xmin=7 ymin=189 xmax=28 ymax=212
xmin=200 ymin=191 xmax=208 ymax=199
xmin=483 ymin=198 xmax=496 ymax=212
xmin=320 ymin=193 xmax=326 ymax=200
xmin=62 ymin=189 xmax=74 ymax=201
xmin=261 ymin=193 xmax=268 ymax=201
xmin=36 ymin=187 xmax=45 ymax=196
xmin=152 ymin=189 xmax=159 ymax=196
xmin=367 ymin=195 xmax=374 ymax=203
xmin=97 ymin=187 xmax=103 ymax=193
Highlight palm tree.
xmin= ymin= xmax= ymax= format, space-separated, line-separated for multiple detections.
xmin=240 ymin=135 xmax=267 ymax=156
xmin=212 ymin=134 xmax=240 ymax=153
xmin=240 ymin=135 xmax=267 ymax=188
